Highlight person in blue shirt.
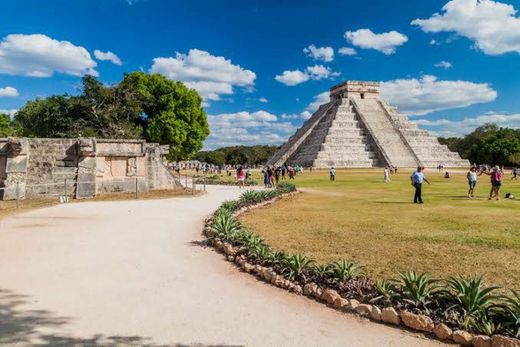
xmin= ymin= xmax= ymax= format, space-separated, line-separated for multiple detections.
xmin=411 ymin=166 xmax=430 ymax=204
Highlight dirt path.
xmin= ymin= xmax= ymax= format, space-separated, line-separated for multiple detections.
xmin=0 ymin=186 xmax=444 ymax=346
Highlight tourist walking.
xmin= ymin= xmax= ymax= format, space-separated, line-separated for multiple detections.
xmin=411 ymin=166 xmax=430 ymax=204
xmin=274 ymin=166 xmax=281 ymax=185
xmin=466 ymin=166 xmax=478 ymax=198
xmin=268 ymin=166 xmax=276 ymax=187
xmin=384 ymin=167 xmax=390 ymax=183
xmin=263 ymin=167 xmax=270 ymax=188
xmin=236 ymin=166 xmax=245 ymax=189
xmin=330 ymin=166 xmax=336 ymax=181
xmin=288 ymin=166 xmax=295 ymax=180
xmin=281 ymin=165 xmax=287 ymax=180
xmin=483 ymin=166 xmax=503 ymax=200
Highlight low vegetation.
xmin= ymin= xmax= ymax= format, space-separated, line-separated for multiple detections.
xmin=241 ymin=169 xmax=520 ymax=289
xmin=209 ymin=184 xmax=520 ymax=338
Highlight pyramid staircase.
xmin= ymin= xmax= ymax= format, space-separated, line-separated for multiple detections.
xmin=268 ymin=81 xmax=470 ymax=168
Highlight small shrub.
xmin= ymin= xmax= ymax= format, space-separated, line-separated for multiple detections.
xmin=211 ymin=213 xmax=243 ymax=241
xmin=444 ymin=277 xmax=501 ymax=319
xmin=240 ymin=190 xmax=262 ymax=205
xmin=220 ymin=199 xmax=240 ymax=213
xmin=282 ymin=253 xmax=316 ymax=281
xmin=504 ymin=290 xmax=520 ymax=337
xmin=276 ymin=181 xmax=296 ymax=194
xmin=328 ymin=260 xmax=364 ymax=282
xmin=392 ymin=271 xmax=438 ymax=310
xmin=372 ymin=279 xmax=398 ymax=305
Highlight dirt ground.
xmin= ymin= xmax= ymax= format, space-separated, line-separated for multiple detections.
xmin=0 ymin=185 xmax=444 ymax=346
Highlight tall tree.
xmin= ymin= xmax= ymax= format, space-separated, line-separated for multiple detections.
xmin=0 ymin=113 xmax=15 ymax=137
xmin=12 ymin=73 xmax=209 ymax=160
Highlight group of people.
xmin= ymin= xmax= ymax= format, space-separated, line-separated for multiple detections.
xmin=409 ymin=164 xmax=515 ymax=203
xmin=257 ymin=164 xmax=303 ymax=188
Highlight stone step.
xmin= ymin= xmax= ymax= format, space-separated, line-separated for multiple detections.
xmin=317 ymin=151 xmax=378 ymax=160
xmin=313 ymin=159 xmax=378 ymax=168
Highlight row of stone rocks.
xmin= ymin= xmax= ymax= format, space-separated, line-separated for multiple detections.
xmin=203 ymin=195 xmax=520 ymax=347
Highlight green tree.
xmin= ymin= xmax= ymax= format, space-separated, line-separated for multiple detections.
xmin=440 ymin=124 xmax=520 ymax=166
xmin=12 ymin=72 xmax=209 ymax=160
xmin=122 ymin=72 xmax=209 ymax=160
xmin=0 ymin=113 xmax=15 ymax=137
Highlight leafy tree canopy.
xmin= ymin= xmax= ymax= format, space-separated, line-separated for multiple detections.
xmin=194 ymin=145 xmax=279 ymax=166
xmin=0 ymin=113 xmax=15 ymax=137
xmin=439 ymin=123 xmax=520 ymax=166
xmin=12 ymin=72 xmax=209 ymax=160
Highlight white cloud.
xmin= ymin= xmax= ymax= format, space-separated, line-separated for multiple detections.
xmin=303 ymin=44 xmax=334 ymax=62
xmin=380 ymin=75 xmax=497 ymax=116
xmin=412 ymin=0 xmax=520 ymax=55
xmin=280 ymin=91 xmax=330 ymax=121
xmin=345 ymin=29 xmax=408 ymax=55
xmin=0 ymin=109 xmax=17 ymax=116
xmin=0 ymin=86 xmax=18 ymax=97
xmin=414 ymin=112 xmax=520 ymax=137
xmin=150 ymin=48 xmax=256 ymax=101
xmin=204 ymin=110 xmax=297 ymax=149
xmin=434 ymin=60 xmax=453 ymax=69
xmin=275 ymin=65 xmax=339 ymax=86
xmin=338 ymin=47 xmax=357 ymax=56
xmin=259 ymin=97 xmax=268 ymax=103
xmin=275 ymin=69 xmax=309 ymax=86
xmin=0 ymin=34 xmax=97 ymax=77
xmin=94 ymin=49 xmax=122 ymax=65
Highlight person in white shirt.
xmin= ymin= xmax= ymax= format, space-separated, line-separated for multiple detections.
xmin=384 ymin=167 xmax=390 ymax=183
xmin=466 ymin=166 xmax=478 ymax=198
xmin=329 ymin=167 xmax=336 ymax=181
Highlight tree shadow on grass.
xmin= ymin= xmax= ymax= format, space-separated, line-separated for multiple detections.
xmin=0 ymin=288 xmax=240 ymax=346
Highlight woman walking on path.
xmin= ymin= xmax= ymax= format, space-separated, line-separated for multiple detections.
xmin=484 ymin=166 xmax=503 ymax=200
xmin=236 ymin=166 xmax=245 ymax=189
xmin=466 ymin=166 xmax=478 ymax=198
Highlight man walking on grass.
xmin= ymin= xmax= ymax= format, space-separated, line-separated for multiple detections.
xmin=411 ymin=166 xmax=430 ymax=204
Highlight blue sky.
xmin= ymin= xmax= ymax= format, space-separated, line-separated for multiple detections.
xmin=1 ymin=0 xmax=520 ymax=149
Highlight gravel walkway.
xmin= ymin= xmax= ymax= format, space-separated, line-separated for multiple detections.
xmin=0 ymin=186 xmax=444 ymax=346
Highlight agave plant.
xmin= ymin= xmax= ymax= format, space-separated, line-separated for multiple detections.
xmin=392 ymin=271 xmax=438 ymax=310
xmin=211 ymin=213 xmax=243 ymax=241
xmin=504 ymin=290 xmax=520 ymax=337
xmin=220 ymin=199 xmax=240 ymax=213
xmin=240 ymin=190 xmax=262 ymax=205
xmin=372 ymin=279 xmax=398 ymax=304
xmin=276 ymin=181 xmax=296 ymax=194
xmin=248 ymin=243 xmax=272 ymax=264
xmin=268 ymin=250 xmax=289 ymax=267
xmin=282 ymin=253 xmax=316 ymax=280
xmin=328 ymin=260 xmax=364 ymax=282
xmin=444 ymin=277 xmax=501 ymax=319
xmin=312 ymin=263 xmax=333 ymax=279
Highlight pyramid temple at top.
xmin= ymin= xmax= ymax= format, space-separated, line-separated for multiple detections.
xmin=268 ymin=81 xmax=470 ymax=168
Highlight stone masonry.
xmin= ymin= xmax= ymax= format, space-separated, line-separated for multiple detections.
xmin=268 ymin=81 xmax=470 ymax=168
xmin=0 ymin=137 xmax=181 ymax=200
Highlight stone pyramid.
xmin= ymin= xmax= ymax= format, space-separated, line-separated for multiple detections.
xmin=268 ymin=81 xmax=469 ymax=168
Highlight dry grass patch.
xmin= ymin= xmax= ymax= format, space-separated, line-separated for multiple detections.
xmin=240 ymin=168 xmax=520 ymax=289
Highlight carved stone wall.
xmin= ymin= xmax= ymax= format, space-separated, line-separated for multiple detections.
xmin=0 ymin=137 xmax=179 ymax=200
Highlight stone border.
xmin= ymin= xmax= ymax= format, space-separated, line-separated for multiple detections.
xmin=202 ymin=192 xmax=520 ymax=347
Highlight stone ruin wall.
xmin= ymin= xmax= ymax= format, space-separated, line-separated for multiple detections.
xmin=0 ymin=137 xmax=180 ymax=200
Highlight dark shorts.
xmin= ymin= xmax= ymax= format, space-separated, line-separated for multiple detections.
xmin=492 ymin=180 xmax=502 ymax=187
xmin=468 ymin=180 xmax=477 ymax=188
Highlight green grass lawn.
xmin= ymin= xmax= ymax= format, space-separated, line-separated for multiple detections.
xmin=240 ymin=168 xmax=520 ymax=290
